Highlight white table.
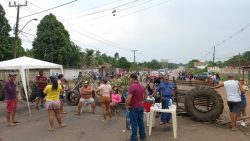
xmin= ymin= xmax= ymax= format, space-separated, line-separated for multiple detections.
xmin=148 ymin=105 xmax=177 ymax=139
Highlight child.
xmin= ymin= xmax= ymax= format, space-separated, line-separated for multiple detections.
xmin=110 ymin=86 xmax=121 ymax=114
xmin=238 ymin=79 xmax=249 ymax=126
xmin=124 ymin=92 xmax=131 ymax=130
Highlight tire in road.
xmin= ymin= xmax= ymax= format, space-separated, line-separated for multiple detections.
xmin=65 ymin=90 xmax=80 ymax=105
xmin=184 ymin=86 xmax=224 ymax=122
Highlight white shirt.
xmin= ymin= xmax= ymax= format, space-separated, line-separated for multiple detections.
xmin=98 ymin=84 xmax=112 ymax=97
xmin=224 ymin=80 xmax=241 ymax=102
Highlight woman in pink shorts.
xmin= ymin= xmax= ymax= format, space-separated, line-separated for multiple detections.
xmin=43 ymin=76 xmax=66 ymax=131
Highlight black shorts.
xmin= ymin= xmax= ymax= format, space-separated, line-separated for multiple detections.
xmin=227 ymin=101 xmax=241 ymax=116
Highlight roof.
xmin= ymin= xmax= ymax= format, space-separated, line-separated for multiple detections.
xmin=0 ymin=56 xmax=62 ymax=70
xmin=194 ymin=62 xmax=207 ymax=67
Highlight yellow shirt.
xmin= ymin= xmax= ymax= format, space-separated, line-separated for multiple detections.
xmin=43 ymin=84 xmax=62 ymax=101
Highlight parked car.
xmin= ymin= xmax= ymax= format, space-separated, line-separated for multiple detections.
xmin=194 ymin=72 xmax=210 ymax=81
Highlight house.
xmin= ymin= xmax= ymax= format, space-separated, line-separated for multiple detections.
xmin=194 ymin=62 xmax=207 ymax=69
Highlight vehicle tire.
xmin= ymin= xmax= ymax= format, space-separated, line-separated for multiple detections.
xmin=65 ymin=90 xmax=80 ymax=106
xmin=184 ymin=86 xmax=224 ymax=122
xmin=21 ymin=84 xmax=37 ymax=102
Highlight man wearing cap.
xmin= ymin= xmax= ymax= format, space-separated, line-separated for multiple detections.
xmin=77 ymin=80 xmax=96 ymax=115
xmin=35 ymin=70 xmax=47 ymax=110
xmin=4 ymin=72 xmax=18 ymax=127
xmin=213 ymin=74 xmax=243 ymax=131
xmin=153 ymin=76 xmax=176 ymax=125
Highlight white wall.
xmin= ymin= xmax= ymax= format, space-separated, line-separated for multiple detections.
xmin=62 ymin=68 xmax=99 ymax=80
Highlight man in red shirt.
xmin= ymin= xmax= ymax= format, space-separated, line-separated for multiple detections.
xmin=35 ymin=70 xmax=47 ymax=110
xmin=126 ymin=73 xmax=147 ymax=141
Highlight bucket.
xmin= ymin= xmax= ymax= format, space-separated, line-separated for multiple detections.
xmin=144 ymin=102 xmax=152 ymax=112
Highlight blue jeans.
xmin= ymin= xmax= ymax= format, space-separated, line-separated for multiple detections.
xmin=129 ymin=107 xmax=146 ymax=141
xmin=161 ymin=97 xmax=172 ymax=123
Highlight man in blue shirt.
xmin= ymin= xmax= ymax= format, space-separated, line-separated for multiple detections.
xmin=153 ymin=76 xmax=176 ymax=124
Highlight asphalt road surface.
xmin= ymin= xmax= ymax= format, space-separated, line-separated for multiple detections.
xmin=0 ymin=98 xmax=249 ymax=141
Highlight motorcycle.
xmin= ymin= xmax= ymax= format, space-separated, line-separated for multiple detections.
xmin=65 ymin=80 xmax=82 ymax=105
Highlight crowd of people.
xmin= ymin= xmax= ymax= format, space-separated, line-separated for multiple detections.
xmin=1 ymin=69 xmax=249 ymax=140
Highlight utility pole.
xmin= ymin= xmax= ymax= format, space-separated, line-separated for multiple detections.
xmin=131 ymin=50 xmax=138 ymax=63
xmin=238 ymin=53 xmax=241 ymax=67
xmin=9 ymin=1 xmax=28 ymax=58
xmin=238 ymin=53 xmax=241 ymax=75
xmin=212 ymin=46 xmax=215 ymax=66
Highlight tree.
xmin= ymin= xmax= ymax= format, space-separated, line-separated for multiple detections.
xmin=33 ymin=13 xmax=79 ymax=66
xmin=94 ymin=50 xmax=104 ymax=65
xmin=116 ymin=57 xmax=131 ymax=70
xmin=0 ymin=4 xmax=28 ymax=60
xmin=149 ymin=59 xmax=161 ymax=70
xmin=26 ymin=48 xmax=35 ymax=58
xmin=0 ymin=4 xmax=12 ymax=61
xmin=114 ymin=52 xmax=119 ymax=60
xmin=82 ymin=48 xmax=95 ymax=67
xmin=67 ymin=42 xmax=81 ymax=67
xmin=187 ymin=59 xmax=200 ymax=68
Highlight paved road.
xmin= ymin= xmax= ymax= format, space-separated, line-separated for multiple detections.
xmin=0 ymin=99 xmax=249 ymax=141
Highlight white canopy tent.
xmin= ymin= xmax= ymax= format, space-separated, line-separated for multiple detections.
xmin=0 ymin=56 xmax=63 ymax=116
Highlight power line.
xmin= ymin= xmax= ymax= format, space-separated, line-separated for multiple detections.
xmin=20 ymin=0 xmax=78 ymax=19
xmin=64 ymin=0 xmax=152 ymax=27
xmin=20 ymin=33 xmax=34 ymax=42
xmin=21 ymin=31 xmax=36 ymax=37
xmin=63 ymin=24 xmax=128 ymax=52
xmin=116 ymin=0 xmax=152 ymax=13
xmin=215 ymin=47 xmax=250 ymax=60
xmin=6 ymin=0 xmax=154 ymax=55
xmin=80 ymin=0 xmax=170 ymax=27
xmin=201 ymin=22 xmax=250 ymax=61
xmin=14 ymin=0 xmax=135 ymax=52
xmin=76 ymin=0 xmax=142 ymax=18
xmin=11 ymin=1 xmax=130 ymax=53
xmin=77 ymin=27 xmax=132 ymax=51
xmin=115 ymin=0 xmax=170 ymax=19
xmin=215 ymin=23 xmax=250 ymax=49
xmin=64 ymin=0 xmax=152 ymax=25
xmin=60 ymin=0 xmax=124 ymax=20
xmin=201 ymin=47 xmax=214 ymax=60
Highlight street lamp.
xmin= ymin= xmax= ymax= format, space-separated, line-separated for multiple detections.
xmin=13 ymin=18 xmax=37 ymax=58
xmin=18 ymin=18 xmax=38 ymax=34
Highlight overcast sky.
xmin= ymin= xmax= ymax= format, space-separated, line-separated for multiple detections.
xmin=1 ymin=0 xmax=250 ymax=64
